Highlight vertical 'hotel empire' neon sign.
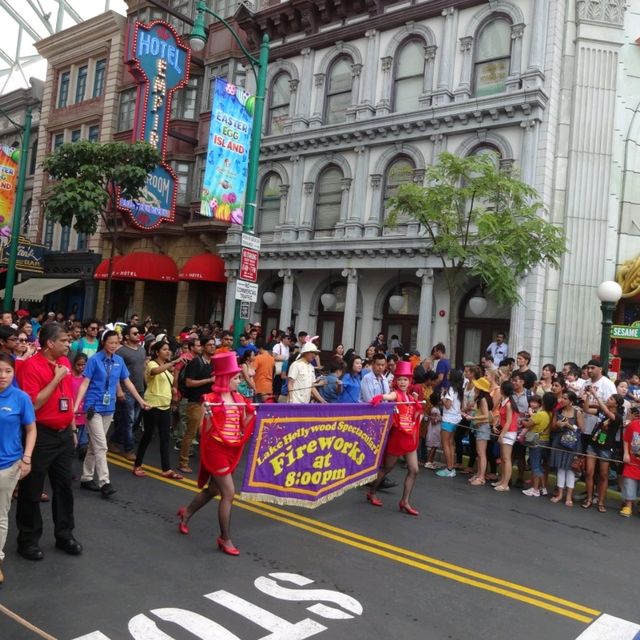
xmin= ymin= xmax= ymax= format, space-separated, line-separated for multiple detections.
xmin=118 ymin=21 xmax=191 ymax=230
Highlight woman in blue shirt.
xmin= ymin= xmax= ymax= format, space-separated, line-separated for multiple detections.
xmin=0 ymin=353 xmax=36 ymax=583
xmin=74 ymin=331 xmax=149 ymax=499
xmin=339 ymin=355 xmax=363 ymax=403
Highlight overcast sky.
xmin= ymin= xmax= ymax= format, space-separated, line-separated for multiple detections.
xmin=1 ymin=0 xmax=127 ymax=94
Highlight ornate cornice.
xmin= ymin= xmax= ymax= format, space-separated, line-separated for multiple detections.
xmin=260 ymin=88 xmax=547 ymax=160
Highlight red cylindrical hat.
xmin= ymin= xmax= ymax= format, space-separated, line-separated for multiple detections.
xmin=395 ymin=361 xmax=413 ymax=378
xmin=212 ymin=352 xmax=241 ymax=377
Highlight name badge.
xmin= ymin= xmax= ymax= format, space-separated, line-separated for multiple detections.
xmin=59 ymin=397 xmax=70 ymax=412
xmin=102 ymin=393 xmax=111 ymax=406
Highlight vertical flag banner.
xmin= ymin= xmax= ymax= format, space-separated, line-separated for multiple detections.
xmin=241 ymin=403 xmax=394 ymax=508
xmin=201 ymin=78 xmax=254 ymax=224
xmin=0 ymin=145 xmax=19 ymax=241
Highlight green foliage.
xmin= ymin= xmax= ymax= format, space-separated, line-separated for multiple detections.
xmin=387 ymin=151 xmax=566 ymax=307
xmin=42 ymin=141 xmax=161 ymax=235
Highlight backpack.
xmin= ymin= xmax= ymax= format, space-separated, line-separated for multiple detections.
xmin=177 ymin=359 xmax=192 ymax=397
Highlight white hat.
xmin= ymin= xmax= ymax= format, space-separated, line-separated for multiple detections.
xmin=299 ymin=342 xmax=320 ymax=356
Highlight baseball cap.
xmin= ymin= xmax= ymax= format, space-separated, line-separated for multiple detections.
xmin=586 ymin=359 xmax=602 ymax=368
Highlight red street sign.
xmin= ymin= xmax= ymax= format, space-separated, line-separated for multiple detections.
xmin=240 ymin=247 xmax=259 ymax=283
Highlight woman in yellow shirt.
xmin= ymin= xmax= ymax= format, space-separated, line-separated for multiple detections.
xmin=520 ymin=392 xmax=556 ymax=497
xmin=133 ymin=339 xmax=184 ymax=479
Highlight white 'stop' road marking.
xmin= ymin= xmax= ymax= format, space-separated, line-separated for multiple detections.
xmin=576 ymin=614 xmax=640 ymax=639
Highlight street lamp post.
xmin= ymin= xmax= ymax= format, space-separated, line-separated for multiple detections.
xmin=1 ymin=105 xmax=32 ymax=312
xmin=189 ymin=1 xmax=270 ymax=344
xmin=596 ymin=280 xmax=623 ymax=376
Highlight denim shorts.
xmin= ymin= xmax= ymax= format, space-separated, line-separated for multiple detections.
xmin=474 ymin=423 xmax=491 ymax=441
xmin=586 ymin=445 xmax=614 ymax=461
xmin=441 ymin=421 xmax=458 ymax=433
xmin=623 ymin=477 xmax=640 ymax=501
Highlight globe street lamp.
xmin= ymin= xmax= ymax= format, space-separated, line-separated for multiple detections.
xmin=596 ymin=280 xmax=622 ymax=375
xmin=0 ymin=106 xmax=32 ymax=312
xmin=189 ymin=1 xmax=270 ymax=344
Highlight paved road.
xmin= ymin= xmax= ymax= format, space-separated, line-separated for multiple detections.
xmin=1 ymin=449 xmax=637 ymax=640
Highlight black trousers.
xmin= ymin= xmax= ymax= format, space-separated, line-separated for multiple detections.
xmin=16 ymin=424 xmax=75 ymax=546
xmin=136 ymin=408 xmax=171 ymax=471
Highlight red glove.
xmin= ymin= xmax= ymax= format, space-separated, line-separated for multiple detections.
xmin=370 ymin=394 xmax=384 ymax=406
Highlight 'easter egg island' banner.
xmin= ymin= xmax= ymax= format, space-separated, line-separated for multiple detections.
xmin=241 ymin=403 xmax=394 ymax=508
xmin=200 ymin=78 xmax=254 ymax=224
xmin=0 ymin=145 xmax=19 ymax=241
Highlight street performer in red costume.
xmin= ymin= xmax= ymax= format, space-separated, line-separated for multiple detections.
xmin=366 ymin=361 xmax=423 ymax=515
xmin=176 ymin=352 xmax=255 ymax=555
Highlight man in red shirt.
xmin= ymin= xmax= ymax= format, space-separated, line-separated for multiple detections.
xmin=15 ymin=323 xmax=82 ymax=560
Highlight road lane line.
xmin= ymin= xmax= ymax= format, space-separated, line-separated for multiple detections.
xmin=106 ymin=454 xmax=599 ymax=623
xmin=0 ymin=602 xmax=58 ymax=640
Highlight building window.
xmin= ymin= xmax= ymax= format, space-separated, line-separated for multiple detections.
xmin=77 ymin=232 xmax=88 ymax=251
xmin=71 ymin=129 xmax=81 ymax=143
xmin=88 ymin=125 xmax=100 ymax=142
xmin=171 ymin=77 xmax=199 ymax=119
xmin=383 ymin=156 xmax=415 ymax=223
xmin=393 ymin=38 xmax=426 ymax=112
xmin=172 ymin=161 xmax=192 ymax=204
xmin=53 ymin=133 xmax=64 ymax=151
xmin=58 ymin=71 xmax=70 ymax=108
xmin=29 ymin=138 xmax=38 ymax=175
xmin=258 ymin=173 xmax=282 ymax=234
xmin=473 ymin=18 xmax=512 ymax=97
xmin=267 ymin=73 xmax=290 ymax=135
xmin=60 ymin=225 xmax=71 ymax=252
xmin=93 ymin=59 xmax=106 ymax=98
xmin=325 ymin=57 xmax=353 ymax=125
xmin=313 ymin=166 xmax=342 ymax=235
xmin=44 ymin=219 xmax=54 ymax=250
xmin=75 ymin=65 xmax=88 ymax=103
xmin=22 ymin=198 xmax=31 ymax=235
xmin=117 ymin=88 xmax=137 ymax=132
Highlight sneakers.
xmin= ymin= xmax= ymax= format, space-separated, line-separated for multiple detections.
xmin=619 ymin=505 xmax=632 ymax=518
xmin=436 ymin=468 xmax=456 ymax=478
xmin=540 ymin=487 xmax=548 ymax=496
xmin=522 ymin=488 xmax=540 ymax=497
xmin=100 ymin=483 xmax=117 ymax=499
xmin=424 ymin=462 xmax=436 ymax=469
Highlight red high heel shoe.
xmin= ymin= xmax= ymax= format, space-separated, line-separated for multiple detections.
xmin=399 ymin=501 xmax=419 ymax=516
xmin=366 ymin=492 xmax=383 ymax=507
xmin=217 ymin=536 xmax=240 ymax=556
xmin=176 ymin=507 xmax=189 ymax=535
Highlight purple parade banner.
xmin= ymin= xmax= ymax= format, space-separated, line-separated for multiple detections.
xmin=241 ymin=403 xmax=394 ymax=508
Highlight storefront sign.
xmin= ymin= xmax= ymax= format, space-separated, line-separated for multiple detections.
xmin=0 ymin=145 xmax=19 ymax=240
xmin=240 ymin=247 xmax=259 ymax=283
xmin=118 ymin=21 xmax=191 ymax=230
xmin=241 ymin=403 xmax=393 ymax=508
xmin=611 ymin=323 xmax=640 ymax=340
xmin=241 ymin=232 xmax=261 ymax=251
xmin=235 ymin=279 xmax=259 ymax=303
xmin=0 ymin=235 xmax=44 ymax=273
xmin=200 ymin=78 xmax=254 ymax=224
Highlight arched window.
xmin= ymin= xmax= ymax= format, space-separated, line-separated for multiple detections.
xmin=382 ymin=156 xmax=415 ymax=224
xmin=258 ymin=172 xmax=282 ymax=234
xmin=325 ymin=57 xmax=353 ymax=125
xmin=267 ymin=73 xmax=290 ymax=135
xmin=314 ymin=166 xmax=343 ymax=236
xmin=473 ymin=18 xmax=512 ymax=97
xmin=393 ymin=38 xmax=425 ymax=112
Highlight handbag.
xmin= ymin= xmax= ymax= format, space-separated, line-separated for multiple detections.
xmin=559 ymin=428 xmax=579 ymax=451
xmin=570 ymin=455 xmax=584 ymax=474
xmin=524 ymin=431 xmax=539 ymax=447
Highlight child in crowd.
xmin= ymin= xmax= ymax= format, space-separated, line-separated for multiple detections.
xmin=71 ymin=353 xmax=89 ymax=460
xmin=620 ymin=407 xmax=640 ymax=517
xmin=318 ymin=359 xmax=344 ymax=403
xmin=519 ymin=392 xmax=555 ymax=497
xmin=424 ymin=395 xmax=443 ymax=470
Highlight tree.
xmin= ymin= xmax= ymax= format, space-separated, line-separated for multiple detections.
xmin=387 ymin=151 xmax=566 ymax=360
xmin=42 ymin=141 xmax=161 ymax=320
